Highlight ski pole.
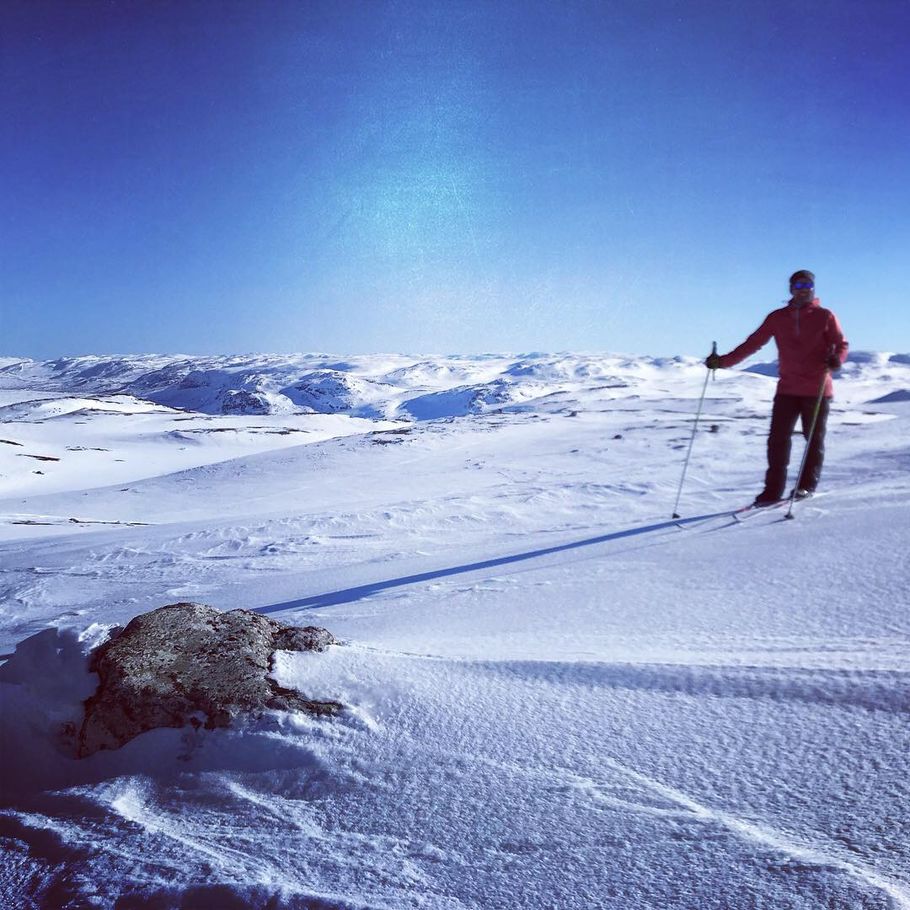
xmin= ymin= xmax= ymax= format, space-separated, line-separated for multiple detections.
xmin=672 ymin=342 xmax=716 ymax=519
xmin=784 ymin=363 xmax=829 ymax=520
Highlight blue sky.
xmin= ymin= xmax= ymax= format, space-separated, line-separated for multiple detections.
xmin=2 ymin=0 xmax=908 ymax=359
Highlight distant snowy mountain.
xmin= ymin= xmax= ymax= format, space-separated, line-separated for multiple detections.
xmin=3 ymin=351 xmax=907 ymax=421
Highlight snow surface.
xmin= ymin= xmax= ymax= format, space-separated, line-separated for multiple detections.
xmin=1 ymin=352 xmax=908 ymax=909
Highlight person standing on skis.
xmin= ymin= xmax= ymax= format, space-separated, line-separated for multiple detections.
xmin=705 ymin=269 xmax=848 ymax=505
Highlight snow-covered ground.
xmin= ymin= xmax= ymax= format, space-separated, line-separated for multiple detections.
xmin=1 ymin=351 xmax=908 ymax=909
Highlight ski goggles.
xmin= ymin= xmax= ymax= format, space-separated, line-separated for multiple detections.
xmin=791 ymin=281 xmax=814 ymax=289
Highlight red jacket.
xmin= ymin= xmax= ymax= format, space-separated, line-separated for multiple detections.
xmin=718 ymin=298 xmax=848 ymax=397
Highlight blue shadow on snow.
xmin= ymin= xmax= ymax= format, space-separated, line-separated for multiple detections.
xmin=253 ymin=510 xmax=731 ymax=616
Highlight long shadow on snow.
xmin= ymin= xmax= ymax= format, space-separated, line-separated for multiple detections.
xmin=254 ymin=510 xmax=732 ymax=617
xmin=481 ymin=660 xmax=910 ymax=715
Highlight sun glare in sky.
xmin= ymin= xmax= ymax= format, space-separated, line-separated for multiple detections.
xmin=1 ymin=0 xmax=908 ymax=358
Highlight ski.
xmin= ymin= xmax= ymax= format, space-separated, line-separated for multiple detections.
xmin=782 ymin=490 xmax=826 ymax=520
xmin=733 ymin=499 xmax=788 ymax=522
xmin=673 ymin=501 xmax=780 ymax=530
xmin=738 ymin=491 xmax=825 ymax=522
xmin=674 ymin=492 xmax=821 ymax=530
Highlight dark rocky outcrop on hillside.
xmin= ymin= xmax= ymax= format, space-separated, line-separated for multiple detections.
xmin=77 ymin=603 xmax=341 ymax=757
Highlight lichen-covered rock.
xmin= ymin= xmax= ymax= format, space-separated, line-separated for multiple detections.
xmin=77 ymin=602 xmax=341 ymax=757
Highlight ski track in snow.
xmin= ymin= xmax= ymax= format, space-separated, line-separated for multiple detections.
xmin=594 ymin=759 xmax=910 ymax=910
xmin=449 ymin=747 xmax=910 ymax=909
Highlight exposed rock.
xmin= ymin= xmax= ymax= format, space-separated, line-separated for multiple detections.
xmin=220 ymin=389 xmax=271 ymax=414
xmin=77 ymin=603 xmax=341 ymax=758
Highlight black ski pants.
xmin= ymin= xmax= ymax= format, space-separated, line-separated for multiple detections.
xmin=764 ymin=393 xmax=830 ymax=499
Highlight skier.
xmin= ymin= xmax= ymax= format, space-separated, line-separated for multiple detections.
xmin=705 ymin=270 xmax=848 ymax=505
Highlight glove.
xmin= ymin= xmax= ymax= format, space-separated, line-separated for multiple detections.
xmin=826 ymin=354 xmax=841 ymax=370
xmin=705 ymin=353 xmax=722 ymax=370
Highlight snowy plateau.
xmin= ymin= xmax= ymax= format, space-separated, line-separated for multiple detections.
xmin=0 ymin=351 xmax=908 ymax=910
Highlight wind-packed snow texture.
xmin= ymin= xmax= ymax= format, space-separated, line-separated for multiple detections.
xmin=1 ymin=352 xmax=908 ymax=909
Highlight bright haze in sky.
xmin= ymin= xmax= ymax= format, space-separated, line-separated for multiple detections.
xmin=1 ymin=0 xmax=908 ymax=360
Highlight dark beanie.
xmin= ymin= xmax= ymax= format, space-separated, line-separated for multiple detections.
xmin=789 ymin=269 xmax=815 ymax=284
